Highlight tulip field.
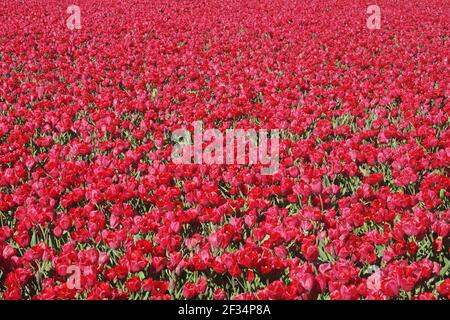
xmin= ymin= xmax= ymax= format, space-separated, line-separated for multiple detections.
xmin=0 ymin=0 xmax=449 ymax=300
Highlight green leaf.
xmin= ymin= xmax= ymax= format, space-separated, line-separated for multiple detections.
xmin=30 ymin=231 xmax=37 ymax=247
xmin=440 ymin=258 xmax=450 ymax=276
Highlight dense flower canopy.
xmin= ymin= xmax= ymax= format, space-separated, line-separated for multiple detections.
xmin=0 ymin=0 xmax=449 ymax=299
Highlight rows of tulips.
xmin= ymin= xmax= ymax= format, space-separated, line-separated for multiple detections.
xmin=0 ymin=0 xmax=449 ymax=299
